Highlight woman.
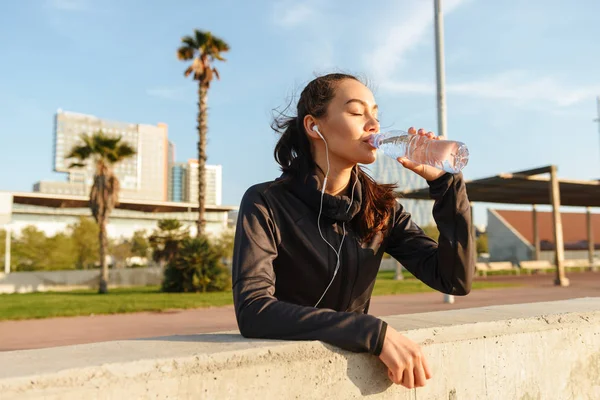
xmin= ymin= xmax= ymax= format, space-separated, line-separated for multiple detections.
xmin=232 ymin=73 xmax=473 ymax=389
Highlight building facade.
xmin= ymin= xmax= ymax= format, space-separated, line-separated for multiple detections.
xmin=488 ymin=209 xmax=600 ymax=263
xmin=36 ymin=110 xmax=169 ymax=201
xmin=5 ymin=192 xmax=235 ymax=240
xmin=169 ymin=160 xmax=222 ymax=206
xmin=168 ymin=163 xmax=187 ymax=203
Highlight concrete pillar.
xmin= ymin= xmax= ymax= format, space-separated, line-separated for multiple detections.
xmin=471 ymin=201 xmax=477 ymax=262
xmin=549 ymin=165 xmax=568 ymax=286
xmin=4 ymin=225 xmax=10 ymax=274
xmin=532 ymin=205 xmax=540 ymax=260
xmin=394 ymin=261 xmax=404 ymax=280
xmin=588 ymin=207 xmax=597 ymax=272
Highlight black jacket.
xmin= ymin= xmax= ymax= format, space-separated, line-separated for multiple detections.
xmin=232 ymin=169 xmax=473 ymax=356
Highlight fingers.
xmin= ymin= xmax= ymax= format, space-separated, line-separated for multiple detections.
xmin=422 ymin=356 xmax=433 ymax=380
xmin=388 ymin=369 xmax=402 ymax=385
xmin=380 ymin=327 xmax=432 ymax=388
xmin=397 ymin=157 xmax=423 ymax=174
xmin=413 ymin=362 xmax=428 ymax=388
xmin=401 ymin=366 xmax=415 ymax=389
xmin=409 ymin=127 xmax=437 ymax=139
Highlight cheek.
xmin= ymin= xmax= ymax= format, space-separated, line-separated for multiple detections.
xmin=330 ymin=121 xmax=363 ymax=144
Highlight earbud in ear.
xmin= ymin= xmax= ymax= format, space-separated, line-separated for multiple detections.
xmin=313 ymin=125 xmax=325 ymax=141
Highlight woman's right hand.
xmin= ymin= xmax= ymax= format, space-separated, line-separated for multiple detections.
xmin=378 ymin=326 xmax=432 ymax=388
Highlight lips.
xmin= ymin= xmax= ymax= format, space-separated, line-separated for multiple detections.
xmin=361 ymin=135 xmax=374 ymax=143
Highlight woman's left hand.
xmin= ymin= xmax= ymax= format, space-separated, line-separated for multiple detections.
xmin=397 ymin=127 xmax=446 ymax=182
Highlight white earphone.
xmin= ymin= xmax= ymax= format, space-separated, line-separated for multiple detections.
xmin=313 ymin=125 xmax=324 ymax=140
xmin=311 ymin=124 xmax=357 ymax=308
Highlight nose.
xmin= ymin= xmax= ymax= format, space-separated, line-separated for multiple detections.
xmin=365 ymin=116 xmax=379 ymax=133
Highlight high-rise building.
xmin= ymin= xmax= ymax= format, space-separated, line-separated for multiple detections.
xmin=362 ymin=155 xmax=434 ymax=227
xmin=185 ymin=161 xmax=222 ymax=206
xmin=169 ymin=162 xmax=186 ymax=203
xmin=36 ymin=110 xmax=169 ymax=201
xmin=167 ymin=160 xmax=222 ymax=206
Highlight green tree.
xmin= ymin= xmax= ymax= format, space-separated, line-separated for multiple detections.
xmin=476 ymin=233 xmax=489 ymax=255
xmin=67 ymin=131 xmax=136 ymax=293
xmin=212 ymin=229 xmax=235 ymax=261
xmin=45 ymin=232 xmax=77 ymax=270
xmin=12 ymin=226 xmax=48 ymax=271
xmin=162 ymin=236 xmax=231 ymax=293
xmin=130 ymin=230 xmax=150 ymax=258
xmin=422 ymin=225 xmax=440 ymax=241
xmin=149 ymin=219 xmax=190 ymax=266
xmin=69 ymin=217 xmax=100 ymax=269
xmin=177 ymin=29 xmax=229 ymax=236
xmin=109 ymin=239 xmax=133 ymax=269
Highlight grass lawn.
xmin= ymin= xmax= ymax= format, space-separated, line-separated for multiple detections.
xmin=372 ymin=270 xmax=518 ymax=296
xmin=0 ymin=271 xmax=519 ymax=321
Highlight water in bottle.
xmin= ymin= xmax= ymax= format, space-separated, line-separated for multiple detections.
xmin=368 ymin=130 xmax=469 ymax=173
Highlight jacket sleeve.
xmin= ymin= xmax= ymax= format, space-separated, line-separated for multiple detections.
xmin=232 ymin=186 xmax=387 ymax=355
xmin=385 ymin=172 xmax=474 ymax=295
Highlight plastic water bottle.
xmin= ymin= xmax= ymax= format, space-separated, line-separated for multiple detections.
xmin=368 ymin=130 xmax=469 ymax=173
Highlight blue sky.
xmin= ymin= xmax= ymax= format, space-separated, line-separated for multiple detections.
xmin=0 ymin=0 xmax=599 ymax=226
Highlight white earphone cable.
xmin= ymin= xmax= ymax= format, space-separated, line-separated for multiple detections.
xmin=313 ymin=127 xmax=358 ymax=308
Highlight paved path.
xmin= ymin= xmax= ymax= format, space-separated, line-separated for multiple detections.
xmin=1 ymin=272 xmax=598 ymax=351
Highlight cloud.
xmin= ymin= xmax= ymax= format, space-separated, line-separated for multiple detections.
xmin=272 ymin=1 xmax=315 ymax=28
xmin=365 ymin=0 xmax=472 ymax=80
xmin=46 ymin=0 xmax=90 ymax=11
xmin=382 ymin=70 xmax=600 ymax=107
xmin=448 ymin=71 xmax=599 ymax=107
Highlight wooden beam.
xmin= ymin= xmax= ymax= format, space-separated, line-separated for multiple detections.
xmin=532 ymin=205 xmax=540 ymax=260
xmin=549 ymin=165 xmax=569 ymax=286
xmin=510 ymin=165 xmax=553 ymax=177
xmin=471 ymin=201 xmax=477 ymax=263
xmin=588 ymin=207 xmax=597 ymax=272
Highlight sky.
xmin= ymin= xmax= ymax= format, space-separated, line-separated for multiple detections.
xmin=0 ymin=0 xmax=599 ymax=226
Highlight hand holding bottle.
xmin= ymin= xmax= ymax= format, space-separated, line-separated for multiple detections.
xmin=398 ymin=127 xmax=447 ymax=182
xmin=368 ymin=126 xmax=469 ymax=181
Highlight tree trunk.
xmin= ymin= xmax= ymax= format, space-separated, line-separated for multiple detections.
xmin=196 ymin=83 xmax=208 ymax=237
xmin=98 ymin=220 xmax=109 ymax=294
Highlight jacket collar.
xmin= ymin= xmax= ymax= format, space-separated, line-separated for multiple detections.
xmin=283 ymin=166 xmax=363 ymax=223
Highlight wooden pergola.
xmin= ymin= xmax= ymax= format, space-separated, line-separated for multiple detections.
xmin=398 ymin=165 xmax=600 ymax=287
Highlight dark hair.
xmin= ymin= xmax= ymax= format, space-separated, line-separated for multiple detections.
xmin=272 ymin=73 xmax=398 ymax=243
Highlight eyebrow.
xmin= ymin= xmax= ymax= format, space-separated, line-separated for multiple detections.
xmin=345 ymin=99 xmax=378 ymax=111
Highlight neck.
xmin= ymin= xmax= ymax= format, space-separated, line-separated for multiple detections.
xmin=314 ymin=152 xmax=355 ymax=197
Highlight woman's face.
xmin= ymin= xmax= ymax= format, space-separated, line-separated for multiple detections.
xmin=314 ymin=79 xmax=380 ymax=167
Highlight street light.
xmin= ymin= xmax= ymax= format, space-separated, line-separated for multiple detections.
xmin=595 ymin=96 xmax=600 ymax=172
xmin=433 ymin=0 xmax=454 ymax=304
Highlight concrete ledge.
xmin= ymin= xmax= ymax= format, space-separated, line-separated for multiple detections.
xmin=1 ymin=298 xmax=600 ymax=399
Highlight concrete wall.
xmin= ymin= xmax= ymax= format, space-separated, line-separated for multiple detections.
xmin=488 ymin=209 xmax=534 ymax=263
xmin=1 ymin=298 xmax=599 ymax=399
xmin=0 ymin=267 xmax=163 ymax=294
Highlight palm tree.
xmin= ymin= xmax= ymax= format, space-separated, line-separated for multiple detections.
xmin=149 ymin=219 xmax=190 ymax=267
xmin=67 ymin=131 xmax=136 ymax=294
xmin=177 ymin=29 xmax=230 ymax=236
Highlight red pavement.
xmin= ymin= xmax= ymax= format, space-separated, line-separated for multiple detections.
xmin=1 ymin=272 xmax=598 ymax=351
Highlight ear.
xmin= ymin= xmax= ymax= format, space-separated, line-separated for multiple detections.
xmin=303 ymin=115 xmax=320 ymax=140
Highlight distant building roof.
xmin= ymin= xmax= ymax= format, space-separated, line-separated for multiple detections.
xmin=495 ymin=209 xmax=600 ymax=251
xmin=6 ymin=192 xmax=237 ymax=214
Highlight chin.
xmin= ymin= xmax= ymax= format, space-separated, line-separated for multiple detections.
xmin=357 ymin=149 xmax=378 ymax=165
